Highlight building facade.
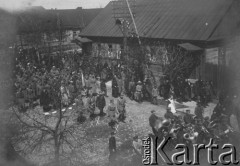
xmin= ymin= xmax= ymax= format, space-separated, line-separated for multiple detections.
xmin=81 ymin=0 xmax=240 ymax=92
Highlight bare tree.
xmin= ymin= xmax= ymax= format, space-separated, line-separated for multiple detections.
xmin=10 ymin=73 xmax=87 ymax=166
xmin=10 ymin=100 xmax=86 ymax=166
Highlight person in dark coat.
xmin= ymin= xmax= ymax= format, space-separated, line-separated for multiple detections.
xmin=40 ymin=87 xmax=51 ymax=112
xmin=96 ymin=91 xmax=106 ymax=116
xmin=100 ymin=79 xmax=107 ymax=97
xmin=164 ymin=107 xmax=175 ymax=120
xmin=112 ymin=75 xmax=119 ymax=98
xmin=149 ymin=110 xmax=159 ymax=136
xmin=109 ymin=132 xmax=117 ymax=162
xmin=184 ymin=109 xmax=193 ymax=124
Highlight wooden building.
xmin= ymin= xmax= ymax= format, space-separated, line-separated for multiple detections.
xmin=80 ymin=0 xmax=240 ymax=92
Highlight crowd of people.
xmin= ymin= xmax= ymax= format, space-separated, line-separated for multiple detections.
xmin=148 ymin=95 xmax=240 ymax=155
xmin=13 ymin=46 xmax=238 ymax=165
xmin=14 ymin=46 xmax=216 ymax=117
xmin=13 ymin=47 xmax=131 ymax=126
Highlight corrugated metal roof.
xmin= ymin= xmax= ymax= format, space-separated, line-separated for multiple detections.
xmin=81 ymin=0 xmax=239 ymax=41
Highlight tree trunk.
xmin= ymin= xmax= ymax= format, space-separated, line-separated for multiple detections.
xmin=54 ymin=134 xmax=60 ymax=166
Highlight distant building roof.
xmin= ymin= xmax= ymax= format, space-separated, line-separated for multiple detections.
xmin=15 ymin=6 xmax=102 ymax=33
xmin=48 ymin=8 xmax=84 ymax=29
xmin=81 ymin=0 xmax=240 ymax=42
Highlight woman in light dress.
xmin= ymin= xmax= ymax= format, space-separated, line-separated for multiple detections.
xmin=168 ymin=95 xmax=176 ymax=114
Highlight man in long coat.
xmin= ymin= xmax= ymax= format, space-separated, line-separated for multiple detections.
xmin=149 ymin=110 xmax=159 ymax=135
xmin=96 ymin=91 xmax=106 ymax=116
xmin=112 ymin=75 xmax=119 ymax=98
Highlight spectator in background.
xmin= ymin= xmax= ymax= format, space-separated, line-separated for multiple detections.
xmin=112 ymin=75 xmax=119 ymax=98
xmin=96 ymin=91 xmax=106 ymax=117
xmin=117 ymin=93 xmax=126 ymax=122
xmin=152 ymin=85 xmax=158 ymax=105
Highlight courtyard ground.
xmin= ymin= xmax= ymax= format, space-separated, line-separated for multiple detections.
xmin=78 ymin=82 xmax=217 ymax=166
xmin=21 ymin=81 xmax=217 ymax=166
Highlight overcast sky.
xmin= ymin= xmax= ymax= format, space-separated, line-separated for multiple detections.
xmin=0 ymin=0 xmax=111 ymax=11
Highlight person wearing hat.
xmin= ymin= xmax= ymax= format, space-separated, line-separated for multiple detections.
xmin=108 ymin=132 xmax=117 ymax=163
xmin=134 ymin=81 xmax=143 ymax=102
xmin=117 ymin=93 xmax=126 ymax=122
xmin=164 ymin=107 xmax=175 ymax=120
xmin=149 ymin=110 xmax=159 ymax=135
xmin=184 ymin=109 xmax=193 ymax=124
xmin=96 ymin=91 xmax=106 ymax=117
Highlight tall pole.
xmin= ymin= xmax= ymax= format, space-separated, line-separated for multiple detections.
xmin=126 ymin=0 xmax=141 ymax=46
xmin=123 ymin=20 xmax=128 ymax=68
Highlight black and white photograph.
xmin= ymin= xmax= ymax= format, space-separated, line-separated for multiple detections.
xmin=1 ymin=0 xmax=240 ymax=165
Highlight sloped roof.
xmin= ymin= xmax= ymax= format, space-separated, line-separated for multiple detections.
xmin=208 ymin=0 xmax=240 ymax=41
xmin=82 ymin=8 xmax=103 ymax=27
xmin=81 ymin=0 xmax=240 ymax=41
